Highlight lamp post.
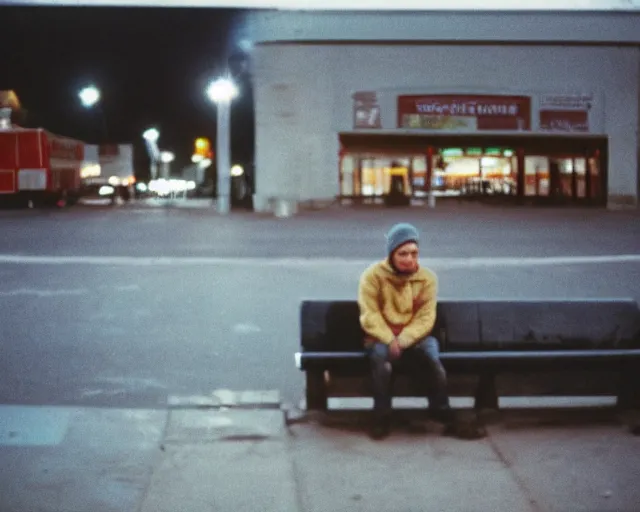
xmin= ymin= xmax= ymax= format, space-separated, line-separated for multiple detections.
xmin=142 ymin=127 xmax=160 ymax=181
xmin=206 ymin=76 xmax=238 ymax=214
xmin=79 ymin=85 xmax=109 ymax=142
xmin=160 ymin=150 xmax=175 ymax=179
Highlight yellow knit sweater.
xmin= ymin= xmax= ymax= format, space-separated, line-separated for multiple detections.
xmin=357 ymin=260 xmax=438 ymax=348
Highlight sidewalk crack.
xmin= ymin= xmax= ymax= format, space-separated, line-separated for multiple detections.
xmin=488 ymin=435 xmax=544 ymax=512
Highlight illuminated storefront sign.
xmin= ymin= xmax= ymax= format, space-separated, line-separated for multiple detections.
xmin=398 ymin=94 xmax=531 ymax=131
xmin=538 ymin=94 xmax=592 ymax=133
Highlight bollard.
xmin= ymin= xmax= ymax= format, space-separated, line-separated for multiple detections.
xmin=274 ymin=198 xmax=297 ymax=218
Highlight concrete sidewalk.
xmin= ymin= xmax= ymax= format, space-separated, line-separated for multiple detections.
xmin=0 ymin=405 xmax=167 ymax=512
xmin=139 ymin=396 xmax=640 ymax=512
xmin=2 ymin=396 xmax=639 ymax=512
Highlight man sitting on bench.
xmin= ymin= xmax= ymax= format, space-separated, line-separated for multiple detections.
xmin=358 ymin=222 xmax=454 ymax=440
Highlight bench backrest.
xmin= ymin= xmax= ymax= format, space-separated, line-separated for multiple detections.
xmin=300 ymin=299 xmax=640 ymax=352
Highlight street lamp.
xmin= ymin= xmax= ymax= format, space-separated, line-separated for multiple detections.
xmin=206 ymin=76 xmax=238 ymax=214
xmin=160 ymin=151 xmax=175 ymax=163
xmin=79 ymin=85 xmax=108 ymax=142
xmin=143 ymin=127 xmax=159 ymax=143
xmin=206 ymin=78 xmax=238 ymax=104
xmin=142 ymin=128 xmax=160 ymax=180
xmin=79 ymin=85 xmax=100 ymax=108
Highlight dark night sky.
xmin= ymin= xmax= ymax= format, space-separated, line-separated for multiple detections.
xmin=0 ymin=6 xmax=254 ymax=177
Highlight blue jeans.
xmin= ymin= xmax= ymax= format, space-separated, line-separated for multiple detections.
xmin=366 ymin=336 xmax=450 ymax=419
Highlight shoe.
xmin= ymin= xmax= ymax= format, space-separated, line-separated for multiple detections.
xmin=440 ymin=411 xmax=488 ymax=440
xmin=442 ymin=423 xmax=458 ymax=437
xmin=369 ymin=417 xmax=391 ymax=440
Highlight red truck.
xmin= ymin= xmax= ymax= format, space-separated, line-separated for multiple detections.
xmin=0 ymin=127 xmax=85 ymax=207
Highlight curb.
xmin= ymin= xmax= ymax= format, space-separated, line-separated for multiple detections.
xmin=167 ymin=389 xmax=282 ymax=410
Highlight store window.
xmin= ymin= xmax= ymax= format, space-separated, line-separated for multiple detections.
xmin=341 ymin=155 xmax=414 ymax=198
xmin=412 ymin=156 xmax=427 ymax=197
xmin=575 ymin=158 xmax=587 ymax=198
xmin=525 ymin=156 xmax=549 ymax=197
xmin=338 ymin=134 xmax=606 ymax=205
xmin=435 ymin=147 xmax=515 ymax=196
xmin=340 ymin=154 xmax=355 ymax=196
xmin=360 ymin=157 xmax=379 ymax=196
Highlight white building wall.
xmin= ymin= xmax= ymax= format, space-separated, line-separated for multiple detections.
xmin=99 ymin=144 xmax=135 ymax=180
xmin=253 ymin=45 xmax=339 ymax=207
xmin=253 ymin=42 xmax=639 ymax=208
xmin=248 ymin=10 xmax=640 ymax=44
xmin=82 ymin=144 xmax=100 ymax=167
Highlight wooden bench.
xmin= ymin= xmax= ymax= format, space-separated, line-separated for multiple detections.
xmin=295 ymin=299 xmax=640 ymax=412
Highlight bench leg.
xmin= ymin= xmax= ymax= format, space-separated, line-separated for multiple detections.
xmin=306 ymin=370 xmax=328 ymax=411
xmin=475 ymin=372 xmax=499 ymax=411
xmin=617 ymin=362 xmax=640 ymax=410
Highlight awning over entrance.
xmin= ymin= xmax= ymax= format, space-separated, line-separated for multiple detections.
xmin=339 ymin=132 xmax=607 ymax=156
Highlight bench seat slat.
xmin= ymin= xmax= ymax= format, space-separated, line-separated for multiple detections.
xmin=296 ymin=349 xmax=640 ymax=370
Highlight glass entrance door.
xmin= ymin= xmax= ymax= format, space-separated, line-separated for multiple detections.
xmin=522 ymin=154 xmax=602 ymax=202
xmin=556 ymin=157 xmax=587 ymax=199
xmin=550 ymin=156 xmax=596 ymax=201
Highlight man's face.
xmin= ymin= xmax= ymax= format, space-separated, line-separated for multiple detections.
xmin=391 ymin=242 xmax=419 ymax=273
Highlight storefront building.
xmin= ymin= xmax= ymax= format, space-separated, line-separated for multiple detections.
xmin=246 ymin=9 xmax=640 ymax=211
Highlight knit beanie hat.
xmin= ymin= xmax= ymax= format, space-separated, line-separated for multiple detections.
xmin=386 ymin=222 xmax=419 ymax=257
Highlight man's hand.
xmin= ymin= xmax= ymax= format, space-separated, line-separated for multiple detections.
xmin=389 ymin=338 xmax=402 ymax=360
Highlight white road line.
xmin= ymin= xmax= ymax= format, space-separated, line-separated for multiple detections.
xmin=0 ymin=288 xmax=89 ymax=297
xmin=0 ymin=254 xmax=639 ymax=268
